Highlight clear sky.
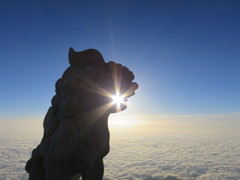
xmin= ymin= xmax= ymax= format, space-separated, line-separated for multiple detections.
xmin=1 ymin=0 xmax=240 ymax=121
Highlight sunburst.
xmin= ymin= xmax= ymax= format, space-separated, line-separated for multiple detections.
xmin=112 ymin=93 xmax=124 ymax=105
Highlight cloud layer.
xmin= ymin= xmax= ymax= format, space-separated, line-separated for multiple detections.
xmin=103 ymin=131 xmax=240 ymax=180
xmin=0 ymin=121 xmax=240 ymax=180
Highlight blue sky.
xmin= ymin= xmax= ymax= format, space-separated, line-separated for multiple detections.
xmin=0 ymin=0 xmax=240 ymax=120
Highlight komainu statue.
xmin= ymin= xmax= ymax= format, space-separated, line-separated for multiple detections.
xmin=25 ymin=48 xmax=138 ymax=180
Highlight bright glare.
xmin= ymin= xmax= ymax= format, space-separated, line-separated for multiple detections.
xmin=109 ymin=114 xmax=144 ymax=130
xmin=110 ymin=119 xmax=137 ymax=126
xmin=112 ymin=94 xmax=124 ymax=106
xmin=109 ymin=117 xmax=143 ymax=130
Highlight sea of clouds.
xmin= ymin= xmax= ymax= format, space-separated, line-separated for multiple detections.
xmin=0 ymin=120 xmax=240 ymax=180
xmin=104 ymin=131 xmax=240 ymax=180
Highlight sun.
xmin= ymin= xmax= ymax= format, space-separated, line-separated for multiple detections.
xmin=111 ymin=93 xmax=125 ymax=107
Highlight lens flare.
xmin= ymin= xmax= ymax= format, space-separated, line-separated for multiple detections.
xmin=111 ymin=94 xmax=124 ymax=106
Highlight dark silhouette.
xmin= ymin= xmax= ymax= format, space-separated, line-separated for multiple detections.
xmin=25 ymin=48 xmax=138 ymax=180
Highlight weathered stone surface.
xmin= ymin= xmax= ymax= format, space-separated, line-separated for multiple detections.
xmin=26 ymin=48 xmax=138 ymax=180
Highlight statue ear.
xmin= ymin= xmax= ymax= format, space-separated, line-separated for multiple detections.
xmin=68 ymin=47 xmax=77 ymax=66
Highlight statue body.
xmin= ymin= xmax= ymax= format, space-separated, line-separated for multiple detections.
xmin=26 ymin=48 xmax=138 ymax=180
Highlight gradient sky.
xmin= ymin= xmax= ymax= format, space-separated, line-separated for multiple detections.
xmin=1 ymin=0 xmax=240 ymax=121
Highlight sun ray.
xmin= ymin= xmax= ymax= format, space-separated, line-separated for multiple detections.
xmin=68 ymin=68 xmax=132 ymax=114
xmin=69 ymin=70 xmax=113 ymax=98
xmin=63 ymin=102 xmax=114 ymax=136
xmin=109 ymin=62 xmax=123 ymax=96
xmin=122 ymin=82 xmax=138 ymax=98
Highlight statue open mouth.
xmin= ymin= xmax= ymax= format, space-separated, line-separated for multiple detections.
xmin=110 ymin=81 xmax=138 ymax=112
xmin=111 ymin=93 xmax=126 ymax=105
xmin=110 ymin=93 xmax=127 ymax=112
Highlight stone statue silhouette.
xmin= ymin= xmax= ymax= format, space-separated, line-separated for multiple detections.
xmin=25 ymin=48 xmax=138 ymax=180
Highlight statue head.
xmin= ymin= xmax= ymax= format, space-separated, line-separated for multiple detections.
xmin=55 ymin=48 xmax=138 ymax=118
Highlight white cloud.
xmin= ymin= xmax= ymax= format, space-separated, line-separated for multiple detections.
xmin=0 ymin=137 xmax=38 ymax=180
xmin=0 ymin=120 xmax=240 ymax=180
xmin=134 ymin=112 xmax=240 ymax=121
xmin=110 ymin=113 xmax=240 ymax=135
xmin=103 ymin=130 xmax=240 ymax=180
